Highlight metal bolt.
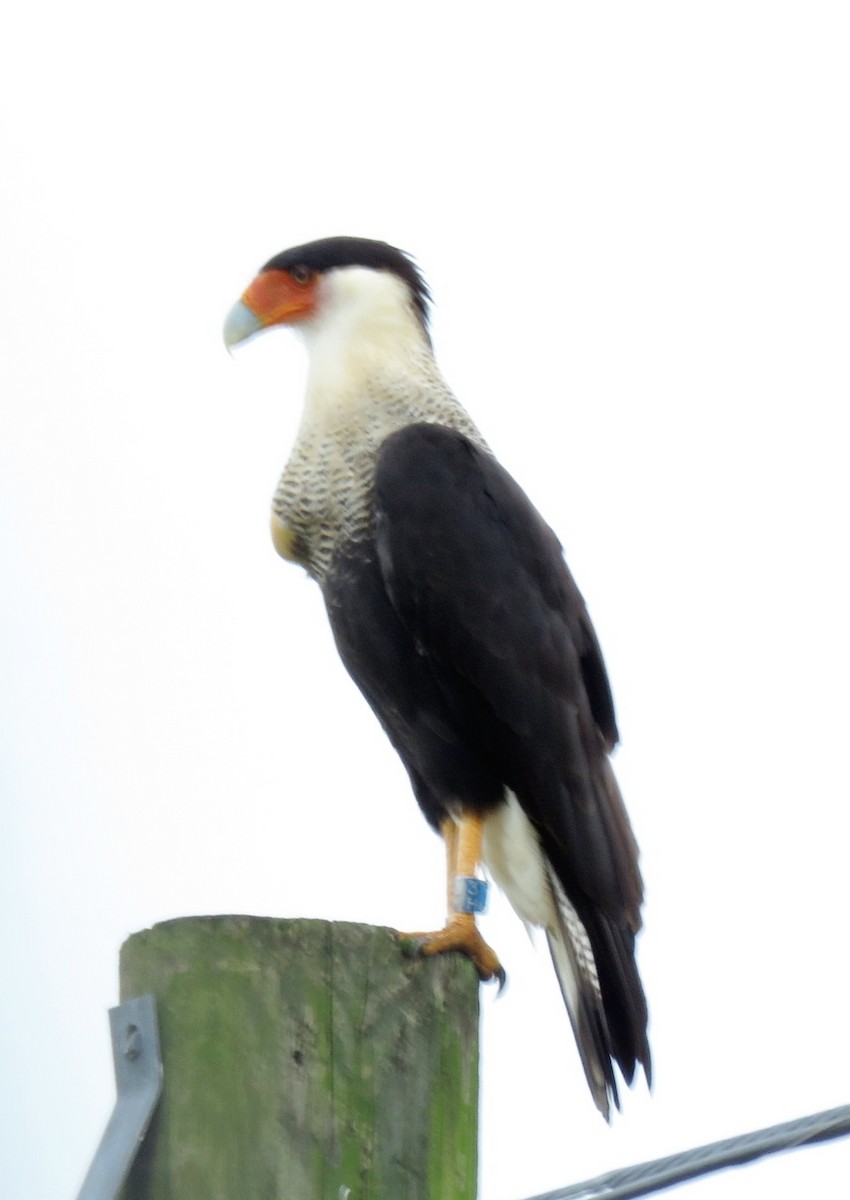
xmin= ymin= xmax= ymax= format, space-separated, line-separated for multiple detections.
xmin=124 ymin=1024 xmax=142 ymax=1060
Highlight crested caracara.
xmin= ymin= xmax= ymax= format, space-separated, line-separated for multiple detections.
xmin=224 ymin=236 xmax=650 ymax=1117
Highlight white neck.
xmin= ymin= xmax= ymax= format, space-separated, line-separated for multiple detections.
xmin=296 ymin=267 xmax=435 ymax=428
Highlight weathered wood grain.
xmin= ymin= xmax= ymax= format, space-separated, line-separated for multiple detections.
xmin=120 ymin=916 xmax=479 ymax=1200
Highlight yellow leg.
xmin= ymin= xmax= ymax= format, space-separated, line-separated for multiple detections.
xmin=399 ymin=812 xmax=505 ymax=985
xmin=441 ymin=816 xmax=458 ymax=916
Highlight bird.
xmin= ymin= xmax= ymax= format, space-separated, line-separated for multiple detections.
xmin=224 ymin=236 xmax=650 ymax=1117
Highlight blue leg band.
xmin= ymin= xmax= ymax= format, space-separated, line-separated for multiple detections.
xmin=453 ymin=876 xmax=489 ymax=914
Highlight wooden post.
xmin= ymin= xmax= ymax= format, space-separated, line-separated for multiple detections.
xmin=120 ymin=916 xmax=479 ymax=1200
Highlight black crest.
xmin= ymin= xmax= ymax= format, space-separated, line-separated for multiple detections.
xmin=262 ymin=236 xmax=431 ymax=329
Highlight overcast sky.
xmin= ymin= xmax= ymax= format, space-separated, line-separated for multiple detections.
xmin=2 ymin=3 xmax=849 ymax=1198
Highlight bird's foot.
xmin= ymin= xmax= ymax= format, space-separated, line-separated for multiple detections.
xmin=398 ymin=913 xmax=506 ymax=987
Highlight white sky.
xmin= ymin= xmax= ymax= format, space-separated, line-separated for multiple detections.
xmin=2 ymin=3 xmax=849 ymax=1198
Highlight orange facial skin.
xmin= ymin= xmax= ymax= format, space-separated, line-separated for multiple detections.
xmin=241 ymin=269 xmax=320 ymax=328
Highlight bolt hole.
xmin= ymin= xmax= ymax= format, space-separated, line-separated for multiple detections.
xmin=124 ymin=1024 xmax=141 ymax=1060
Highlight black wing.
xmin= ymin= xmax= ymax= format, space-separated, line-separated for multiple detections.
xmin=372 ymin=423 xmax=650 ymax=1093
xmin=374 ymin=424 xmax=637 ymax=914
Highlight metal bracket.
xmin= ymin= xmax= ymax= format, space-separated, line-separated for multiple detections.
xmin=76 ymin=994 xmax=163 ymax=1200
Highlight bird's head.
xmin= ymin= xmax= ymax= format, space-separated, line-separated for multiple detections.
xmin=223 ymin=236 xmax=432 ymax=352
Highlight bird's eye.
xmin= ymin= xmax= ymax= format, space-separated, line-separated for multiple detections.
xmin=289 ymin=265 xmax=314 ymax=286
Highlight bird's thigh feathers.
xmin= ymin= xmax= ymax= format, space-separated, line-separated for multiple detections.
xmin=482 ymin=792 xmax=555 ymax=930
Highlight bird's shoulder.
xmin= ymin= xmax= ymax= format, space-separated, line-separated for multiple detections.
xmin=373 ymin=422 xmax=618 ymax=748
